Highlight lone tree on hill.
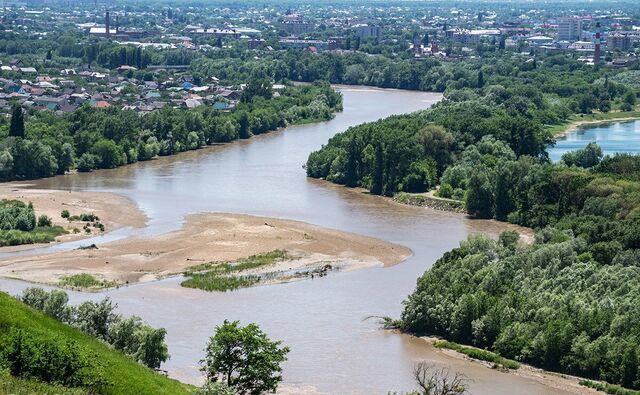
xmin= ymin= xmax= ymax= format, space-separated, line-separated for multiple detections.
xmin=9 ymin=105 xmax=25 ymax=138
xmin=201 ymin=320 xmax=289 ymax=394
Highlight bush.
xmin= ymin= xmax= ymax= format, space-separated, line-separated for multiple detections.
xmin=1 ymin=329 xmax=108 ymax=390
xmin=76 ymin=153 xmax=98 ymax=172
xmin=61 ymin=210 xmax=70 ymax=219
xmin=437 ymin=183 xmax=454 ymax=198
xmin=37 ymin=215 xmax=52 ymax=227
xmin=196 ymin=381 xmax=235 ymax=395
xmin=72 ymin=298 xmax=118 ymax=341
xmin=20 ymin=288 xmax=170 ymax=370
xmin=0 ymin=200 xmax=36 ymax=231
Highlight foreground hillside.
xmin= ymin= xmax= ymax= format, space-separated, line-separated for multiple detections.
xmin=0 ymin=292 xmax=194 ymax=395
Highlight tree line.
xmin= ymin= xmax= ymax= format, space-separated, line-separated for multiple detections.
xmin=306 ymin=52 xmax=640 ymax=390
xmin=0 ymin=82 xmax=341 ymax=181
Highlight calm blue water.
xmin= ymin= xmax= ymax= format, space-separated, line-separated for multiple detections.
xmin=548 ymin=120 xmax=640 ymax=162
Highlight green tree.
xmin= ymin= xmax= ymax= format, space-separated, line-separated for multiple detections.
xmin=201 ymin=320 xmax=289 ymax=395
xmin=493 ymin=165 xmax=513 ymax=220
xmin=9 ymin=105 xmax=25 ymax=138
xmin=91 ymin=139 xmax=124 ymax=169
xmin=344 ymin=136 xmax=359 ymax=187
xmin=241 ymin=78 xmax=273 ymax=103
xmin=237 ymin=111 xmax=251 ymax=139
xmin=416 ymin=125 xmax=454 ymax=176
xmin=466 ymin=167 xmax=494 ymax=218
xmin=134 ymin=326 xmax=170 ymax=369
xmin=371 ymin=143 xmax=384 ymax=195
xmin=561 ymin=142 xmax=603 ymax=168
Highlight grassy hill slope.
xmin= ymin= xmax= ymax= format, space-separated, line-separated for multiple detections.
xmin=0 ymin=291 xmax=194 ymax=395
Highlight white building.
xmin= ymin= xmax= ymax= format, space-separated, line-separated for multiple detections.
xmin=354 ymin=24 xmax=382 ymax=39
xmin=558 ymin=18 xmax=582 ymax=42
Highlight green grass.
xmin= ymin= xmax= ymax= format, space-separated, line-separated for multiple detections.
xmin=0 ymin=369 xmax=86 ymax=395
xmin=181 ymin=250 xmax=288 ymax=292
xmin=394 ymin=192 xmax=465 ymax=213
xmin=59 ymin=274 xmax=117 ymax=290
xmin=0 ymin=292 xmax=194 ymax=395
xmin=580 ymin=380 xmax=640 ymax=395
xmin=181 ymin=274 xmax=261 ymax=292
xmin=433 ymin=340 xmax=520 ymax=370
xmin=0 ymin=225 xmax=67 ymax=247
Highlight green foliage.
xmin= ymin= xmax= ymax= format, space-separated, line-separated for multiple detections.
xmin=195 ymin=381 xmax=235 ymax=395
xmin=0 ymin=291 xmax=192 ymax=394
xmin=60 ymin=274 xmax=116 ymax=290
xmin=9 ymin=105 xmax=25 ymax=138
xmin=433 ymin=340 xmax=520 ymax=370
xmin=0 ymin=83 xmax=341 ymax=181
xmin=0 ymin=369 xmax=85 ymax=395
xmin=19 ymin=288 xmax=170 ymax=371
xmin=201 ymin=320 xmax=289 ymax=395
xmin=0 ymin=200 xmax=36 ymax=231
xmin=580 ymin=379 xmax=640 ymax=395
xmin=37 ymin=215 xmax=52 ymax=227
xmin=132 ymin=327 xmax=170 ymax=370
xmin=400 ymin=235 xmax=640 ymax=388
xmin=0 ymin=202 xmax=67 ymax=247
xmin=1 ymin=329 xmax=109 ymax=390
xmin=181 ymin=250 xmax=289 ymax=292
xmin=562 ymin=142 xmax=603 ymax=168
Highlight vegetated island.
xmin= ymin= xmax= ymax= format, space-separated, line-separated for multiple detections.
xmin=0 ymin=183 xmax=146 ymax=250
xmin=0 ymin=213 xmax=412 ymax=289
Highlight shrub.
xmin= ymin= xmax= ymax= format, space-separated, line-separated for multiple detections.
xmin=60 ymin=274 xmax=105 ymax=289
xmin=0 ymin=329 xmax=108 ymax=390
xmin=76 ymin=153 xmax=98 ymax=172
xmin=20 ymin=288 xmax=170 ymax=370
xmin=437 ymin=183 xmax=454 ymax=198
xmin=37 ymin=215 xmax=52 ymax=227
xmin=61 ymin=210 xmax=70 ymax=219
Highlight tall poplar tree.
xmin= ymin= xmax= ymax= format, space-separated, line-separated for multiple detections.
xmin=9 ymin=106 xmax=25 ymax=138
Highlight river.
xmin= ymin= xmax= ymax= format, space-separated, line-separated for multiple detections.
xmin=548 ymin=119 xmax=640 ymax=162
xmin=0 ymin=87 xmax=573 ymax=394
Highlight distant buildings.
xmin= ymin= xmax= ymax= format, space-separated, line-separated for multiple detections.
xmin=279 ymin=38 xmax=329 ymax=51
xmin=83 ymin=12 xmax=148 ymax=40
xmin=184 ymin=27 xmax=242 ymax=39
xmin=354 ymin=24 xmax=382 ymax=40
xmin=248 ymin=38 xmax=266 ymax=49
xmin=558 ymin=18 xmax=582 ymax=42
xmin=279 ymin=13 xmax=314 ymax=36
xmin=445 ymin=28 xmax=501 ymax=44
xmin=279 ymin=21 xmax=314 ymax=36
xmin=607 ymin=32 xmax=632 ymax=51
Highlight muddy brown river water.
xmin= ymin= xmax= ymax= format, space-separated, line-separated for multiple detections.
xmin=0 ymin=87 xmax=576 ymax=394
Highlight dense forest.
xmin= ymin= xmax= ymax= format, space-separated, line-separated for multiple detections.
xmin=306 ymin=53 xmax=638 ymax=196
xmin=304 ymin=53 xmax=640 ymax=390
xmin=0 ymin=82 xmax=341 ymax=181
xmin=400 ymin=229 xmax=640 ymax=389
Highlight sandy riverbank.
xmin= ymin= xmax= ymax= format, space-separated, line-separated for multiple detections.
xmin=0 ymin=212 xmax=412 ymax=287
xmin=0 ymin=183 xmax=147 ymax=251
xmin=420 ymin=336 xmax=599 ymax=395
xmin=554 ymin=116 xmax=640 ymax=138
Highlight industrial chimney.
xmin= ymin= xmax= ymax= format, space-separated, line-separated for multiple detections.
xmin=594 ymin=22 xmax=601 ymax=64
xmin=105 ymin=10 xmax=110 ymax=38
